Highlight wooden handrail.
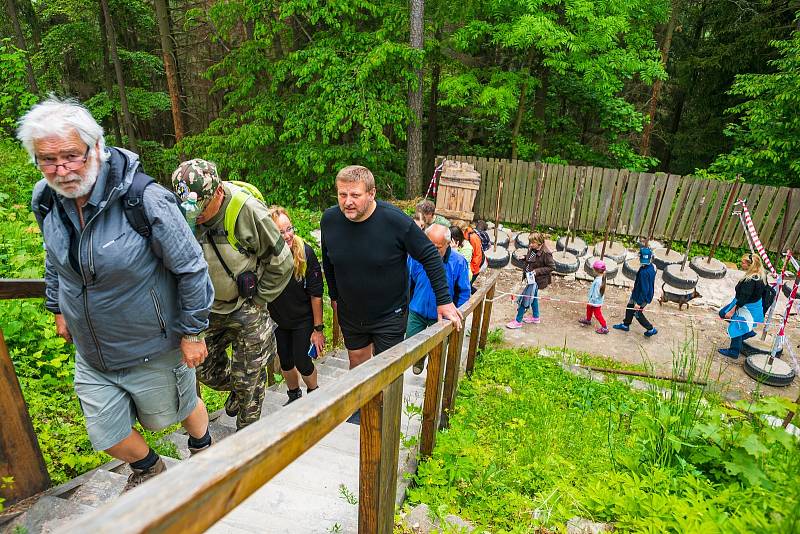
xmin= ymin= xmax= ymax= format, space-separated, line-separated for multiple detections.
xmin=61 ymin=270 xmax=500 ymax=534
xmin=0 ymin=279 xmax=46 ymax=300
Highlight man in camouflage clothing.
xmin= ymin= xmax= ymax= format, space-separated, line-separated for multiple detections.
xmin=172 ymin=159 xmax=293 ymax=429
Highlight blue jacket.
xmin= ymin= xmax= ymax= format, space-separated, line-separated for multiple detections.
xmin=408 ymin=248 xmax=471 ymax=320
xmin=32 ymin=147 xmax=214 ymax=371
xmin=631 ymin=263 xmax=656 ymax=305
xmin=588 ymin=276 xmax=604 ymax=306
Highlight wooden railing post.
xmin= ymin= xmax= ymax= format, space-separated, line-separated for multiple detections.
xmin=440 ymin=327 xmax=465 ymax=429
xmin=359 ymin=375 xmax=403 ymax=534
xmin=420 ymin=341 xmax=445 ymax=457
xmin=465 ymin=299 xmax=484 ymax=375
xmin=0 ymin=328 xmax=51 ymax=506
xmin=478 ymin=282 xmax=497 ymax=350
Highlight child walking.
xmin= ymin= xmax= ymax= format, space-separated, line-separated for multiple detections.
xmin=613 ymin=247 xmax=658 ymax=337
xmin=579 ymin=260 xmax=608 ymax=334
xmin=507 ymin=232 xmax=554 ymax=329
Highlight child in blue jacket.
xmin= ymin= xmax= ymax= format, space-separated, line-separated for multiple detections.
xmin=613 ymin=247 xmax=658 ymax=337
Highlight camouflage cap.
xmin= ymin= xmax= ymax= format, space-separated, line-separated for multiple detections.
xmin=171 ymin=159 xmax=220 ymax=202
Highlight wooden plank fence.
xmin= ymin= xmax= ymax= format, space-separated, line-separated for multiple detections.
xmin=440 ymin=155 xmax=800 ymax=253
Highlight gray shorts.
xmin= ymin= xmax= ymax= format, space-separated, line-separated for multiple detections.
xmin=74 ymin=349 xmax=197 ymax=451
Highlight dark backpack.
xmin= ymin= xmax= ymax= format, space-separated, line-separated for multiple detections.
xmin=476 ymin=230 xmax=491 ymax=251
xmin=762 ymin=283 xmax=777 ymax=315
xmin=37 ymin=172 xmax=156 ymax=238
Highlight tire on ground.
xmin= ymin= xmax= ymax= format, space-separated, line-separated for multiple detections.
xmin=662 ymin=264 xmax=698 ymax=290
xmin=652 ymin=248 xmax=683 ymax=270
xmin=584 ymin=256 xmax=619 ymax=278
xmin=622 ymin=257 xmax=640 ymax=280
xmin=511 ymin=248 xmax=528 ymax=269
xmin=515 ymin=232 xmax=529 ymax=249
xmin=783 ymin=280 xmax=794 ymax=298
xmin=553 ymin=251 xmax=579 ymax=274
xmin=556 ymin=236 xmax=587 ymax=257
xmin=491 ymin=230 xmax=510 ymax=248
xmin=591 ymin=241 xmax=627 ymax=263
xmin=485 ymin=247 xmax=510 ymax=268
xmin=690 ymin=256 xmax=727 ymax=279
xmin=742 ymin=337 xmax=783 ymax=358
xmin=743 ymin=354 xmax=795 ymax=387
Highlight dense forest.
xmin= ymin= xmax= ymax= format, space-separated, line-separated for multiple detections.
xmin=1 ymin=0 xmax=799 ymax=206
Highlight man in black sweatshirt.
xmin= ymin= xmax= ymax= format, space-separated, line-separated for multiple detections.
xmin=321 ymin=165 xmax=462 ymax=375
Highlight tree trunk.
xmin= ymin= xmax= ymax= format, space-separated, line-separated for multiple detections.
xmin=405 ymin=0 xmax=424 ymax=198
xmin=5 ymin=0 xmax=39 ymax=95
xmin=99 ymin=0 xmax=138 ymax=153
xmin=423 ymin=49 xmax=441 ymax=185
xmin=641 ymin=0 xmax=682 ymax=157
xmin=18 ymin=0 xmax=40 ymax=52
xmin=532 ymin=69 xmax=549 ymax=159
xmin=153 ymin=0 xmax=185 ymax=143
xmin=98 ymin=6 xmax=123 ymax=147
xmin=510 ymin=78 xmax=529 ymax=160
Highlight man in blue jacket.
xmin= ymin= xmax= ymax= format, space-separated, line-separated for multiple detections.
xmin=19 ymin=97 xmax=215 ymax=490
xmin=614 ymin=247 xmax=658 ymax=337
xmin=407 ymin=224 xmax=471 ymax=374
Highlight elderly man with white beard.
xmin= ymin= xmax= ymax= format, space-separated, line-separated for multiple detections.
xmin=18 ymin=97 xmax=215 ymax=490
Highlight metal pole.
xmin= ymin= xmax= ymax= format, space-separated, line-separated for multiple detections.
xmin=707 ymin=178 xmax=741 ymax=263
xmin=566 ymin=168 xmax=586 ymax=248
xmin=529 ymin=162 xmax=545 ymax=232
xmin=767 ymin=271 xmax=799 ymax=367
xmin=761 ymin=250 xmax=791 ymax=341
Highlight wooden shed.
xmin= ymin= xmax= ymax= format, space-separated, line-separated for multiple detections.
xmin=434 ymin=160 xmax=481 ymax=222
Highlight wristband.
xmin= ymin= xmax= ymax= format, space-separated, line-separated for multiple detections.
xmin=313 ymin=324 xmax=324 ymax=332
xmin=183 ymin=333 xmax=206 ymax=342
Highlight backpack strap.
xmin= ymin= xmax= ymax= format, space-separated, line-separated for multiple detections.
xmin=224 ymin=187 xmax=254 ymax=253
xmin=208 ymin=238 xmax=237 ymax=282
xmin=37 ymin=185 xmax=55 ymax=219
xmin=122 ymin=171 xmax=155 ymax=238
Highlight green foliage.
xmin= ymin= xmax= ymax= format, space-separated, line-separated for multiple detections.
xmin=707 ymin=28 xmax=800 ymax=187
xmin=408 ymin=344 xmax=800 ymax=532
xmin=0 ymin=40 xmax=37 ymax=136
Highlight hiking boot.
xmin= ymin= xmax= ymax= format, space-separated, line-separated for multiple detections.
xmin=613 ymin=323 xmax=629 ymax=332
xmin=718 ymin=348 xmax=739 ymax=359
xmin=506 ymin=320 xmax=523 ymax=329
xmin=124 ymin=457 xmax=166 ymax=492
xmin=412 ymin=359 xmax=425 ymax=375
xmin=225 ymin=391 xmax=239 ymax=417
xmin=578 ymin=318 xmax=591 ymax=326
xmin=644 ymin=328 xmax=658 ymax=337
xmin=523 ymin=316 xmax=540 ymax=324
xmin=596 ymin=327 xmax=609 ymax=334
xmin=188 ymin=438 xmax=212 ymax=456
xmin=284 ymin=388 xmax=303 ymax=406
xmin=742 ymin=330 xmax=757 ymax=341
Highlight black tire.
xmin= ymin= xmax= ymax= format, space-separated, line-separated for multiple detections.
xmin=743 ymin=355 xmax=795 ymax=387
xmin=690 ymin=256 xmax=727 ymax=279
xmin=556 ymin=236 xmax=588 ymax=257
xmin=783 ymin=280 xmax=794 ymax=298
xmin=485 ymin=247 xmax=510 ymax=268
xmin=515 ymin=232 xmax=529 ymax=249
xmin=652 ymin=249 xmax=683 ymax=270
xmin=511 ymin=248 xmax=527 ymax=269
xmin=591 ymin=241 xmax=627 ymax=263
xmin=622 ymin=257 xmax=640 ymax=280
xmin=584 ymin=256 xmax=619 ymax=278
xmin=742 ymin=337 xmax=783 ymax=358
xmin=491 ymin=231 xmax=510 ymax=249
xmin=662 ymin=264 xmax=698 ymax=290
xmin=553 ymin=251 xmax=579 ymax=274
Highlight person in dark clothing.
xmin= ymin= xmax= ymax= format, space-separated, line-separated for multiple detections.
xmin=321 ymin=165 xmax=462 ymax=381
xmin=613 ymin=247 xmax=658 ymax=337
xmin=507 ymin=233 xmax=554 ymax=328
xmin=718 ymin=253 xmax=768 ymax=359
xmin=268 ymin=207 xmax=323 ymax=403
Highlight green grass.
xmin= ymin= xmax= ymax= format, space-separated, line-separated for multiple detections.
xmin=405 ymin=342 xmax=800 ymax=533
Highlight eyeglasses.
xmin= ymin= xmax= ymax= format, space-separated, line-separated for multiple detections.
xmin=280 ymin=226 xmax=295 ymax=236
xmin=35 ymin=146 xmax=91 ymax=174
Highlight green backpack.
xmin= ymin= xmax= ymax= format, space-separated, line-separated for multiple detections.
xmin=223 ymin=181 xmax=265 ymax=253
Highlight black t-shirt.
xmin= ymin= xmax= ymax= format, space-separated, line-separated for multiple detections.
xmin=267 ymin=243 xmax=323 ymax=329
xmin=321 ymin=200 xmax=450 ymax=323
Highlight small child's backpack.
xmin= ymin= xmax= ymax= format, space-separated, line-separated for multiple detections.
xmin=476 ymin=230 xmax=491 ymax=251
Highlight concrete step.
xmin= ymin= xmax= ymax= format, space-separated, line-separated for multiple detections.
xmin=6 ymin=496 xmax=95 ymax=533
xmin=318 ymin=354 xmax=349 ymax=370
xmin=66 ymin=469 xmax=129 ymax=508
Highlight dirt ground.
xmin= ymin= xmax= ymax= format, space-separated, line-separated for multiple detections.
xmin=483 ymin=243 xmax=800 ymax=402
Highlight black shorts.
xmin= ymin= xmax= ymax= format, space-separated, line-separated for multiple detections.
xmin=338 ymin=309 xmax=407 ymax=355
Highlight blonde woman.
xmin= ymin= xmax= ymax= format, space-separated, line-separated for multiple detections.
xmin=268 ymin=207 xmax=323 ymax=403
xmin=718 ymin=253 xmax=769 ymax=359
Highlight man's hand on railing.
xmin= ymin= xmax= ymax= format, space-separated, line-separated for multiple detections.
xmin=437 ymin=302 xmax=464 ymax=331
xmin=54 ymin=313 xmax=72 ymax=343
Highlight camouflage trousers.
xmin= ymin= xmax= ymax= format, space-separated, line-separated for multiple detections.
xmin=196 ymin=301 xmax=276 ymax=429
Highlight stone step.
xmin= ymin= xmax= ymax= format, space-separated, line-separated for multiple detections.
xmin=66 ymin=469 xmax=129 ymax=508
xmin=7 ymin=496 xmax=95 ymax=533
xmin=318 ymin=354 xmax=350 ymax=370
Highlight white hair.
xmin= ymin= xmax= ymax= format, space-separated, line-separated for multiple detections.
xmin=16 ymin=96 xmax=110 ymax=163
xmin=425 ymin=223 xmax=451 ymax=243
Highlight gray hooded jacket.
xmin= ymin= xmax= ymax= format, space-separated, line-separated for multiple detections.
xmin=31 ymin=147 xmax=214 ymax=371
